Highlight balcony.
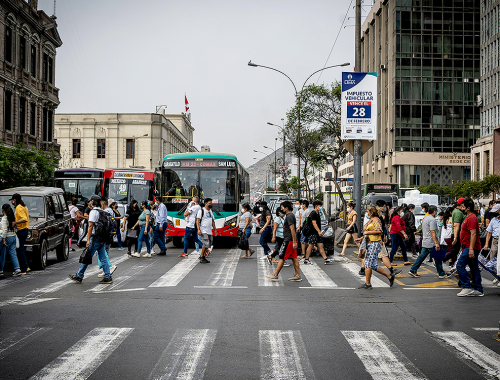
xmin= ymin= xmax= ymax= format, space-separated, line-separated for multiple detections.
xmin=40 ymin=141 xmax=61 ymax=154
xmin=42 ymin=82 xmax=60 ymax=100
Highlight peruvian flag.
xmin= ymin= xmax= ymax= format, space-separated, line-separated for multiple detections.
xmin=185 ymin=95 xmax=189 ymax=112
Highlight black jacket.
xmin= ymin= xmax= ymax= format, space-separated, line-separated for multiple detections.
xmin=402 ymin=210 xmax=416 ymax=232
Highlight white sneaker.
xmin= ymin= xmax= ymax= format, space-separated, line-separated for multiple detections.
xmin=142 ymin=253 xmax=152 ymax=258
xmin=191 ymin=250 xmax=200 ymax=255
xmin=151 ymin=249 xmax=156 ymax=254
xmin=131 ymin=252 xmax=141 ymax=258
xmin=283 ymin=262 xmax=291 ymax=267
xmin=493 ymin=278 xmax=499 ymax=285
xmin=497 ymin=282 xmax=500 ymax=287
xmin=110 ymin=265 xmax=117 ymax=274
xmin=97 ymin=269 xmax=105 ymax=278
xmin=457 ymin=288 xmax=474 ymax=297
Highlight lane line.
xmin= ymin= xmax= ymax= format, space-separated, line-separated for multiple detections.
xmin=256 ymin=247 xmax=283 ymax=287
xmin=29 ymin=327 xmax=133 ymax=380
xmin=431 ymin=331 xmax=500 ymax=379
xmin=149 ymin=256 xmax=199 ymax=288
xmin=193 ymin=286 xmax=248 ymax=289
xmin=472 ymin=328 xmax=499 ymax=331
xmin=204 ymin=249 xmax=239 ymax=287
xmin=259 ymin=330 xmax=315 ymax=380
xmin=149 ymin=329 xmax=217 ymax=380
xmin=342 ymin=330 xmax=427 ymax=380
xmin=403 ymin=288 xmax=459 ymax=290
xmin=17 ymin=298 xmax=60 ymax=306
xmin=98 ymin=288 xmax=146 ymax=293
xmin=298 ymin=287 xmax=355 ymax=290
xmin=0 ymin=327 xmax=51 ymax=360
xmin=300 ymin=260 xmax=338 ymax=287
xmin=341 ymin=262 xmax=390 ymax=288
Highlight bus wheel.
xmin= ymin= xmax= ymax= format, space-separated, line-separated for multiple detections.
xmin=173 ymin=237 xmax=183 ymax=248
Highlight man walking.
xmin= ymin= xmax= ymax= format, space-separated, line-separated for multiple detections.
xmin=303 ymin=200 xmax=334 ymax=265
xmin=409 ymin=205 xmax=449 ymax=278
xmin=154 ymin=196 xmax=168 ymax=256
xmin=197 ymin=198 xmax=217 ymax=263
xmin=266 ymin=201 xmax=302 ymax=282
xmin=483 ymin=204 xmax=500 ymax=261
xmin=10 ymin=193 xmax=30 ymax=274
xmin=180 ymin=197 xmax=203 ymax=258
xmin=297 ymin=200 xmax=311 ymax=257
xmin=69 ymin=195 xmax=113 ymax=284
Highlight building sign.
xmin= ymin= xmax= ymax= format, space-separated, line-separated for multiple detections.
xmin=114 ymin=172 xmax=145 ymax=179
xmin=438 ymin=155 xmax=471 ymax=164
xmin=341 ymin=72 xmax=378 ymax=140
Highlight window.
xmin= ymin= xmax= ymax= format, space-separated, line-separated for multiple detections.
xmin=126 ymin=139 xmax=135 ymax=159
xmin=42 ymin=53 xmax=53 ymax=83
xmin=72 ymin=139 xmax=81 ymax=158
xmin=30 ymin=103 xmax=36 ymax=136
xmin=4 ymin=91 xmax=12 ymax=131
xmin=5 ymin=26 xmax=12 ymax=63
xmin=42 ymin=108 xmax=48 ymax=141
xmin=97 ymin=139 xmax=106 ymax=158
xmin=19 ymin=98 xmax=26 ymax=134
xmin=19 ymin=36 xmax=26 ymax=69
xmin=31 ymin=45 xmax=37 ymax=78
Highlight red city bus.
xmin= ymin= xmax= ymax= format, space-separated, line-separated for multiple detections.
xmin=103 ymin=168 xmax=158 ymax=206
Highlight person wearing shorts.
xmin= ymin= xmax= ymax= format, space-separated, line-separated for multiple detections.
xmin=196 ymin=198 xmax=217 ymax=264
xmin=303 ymin=200 xmax=333 ymax=265
xmin=266 ymin=201 xmax=301 ymax=282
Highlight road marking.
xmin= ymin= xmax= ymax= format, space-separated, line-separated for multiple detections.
xmin=431 ymin=331 xmax=500 ymax=379
xmin=149 ymin=256 xmax=199 ymax=287
xmin=300 ymin=260 xmax=338 ymax=287
xmin=17 ymin=298 xmax=60 ymax=306
xmin=342 ymin=331 xmax=427 ymax=380
xmin=204 ymin=249 xmax=239 ymax=287
xmin=256 ymin=247 xmax=283 ymax=287
xmin=259 ymin=330 xmax=315 ymax=380
xmin=0 ymin=293 xmax=59 ymax=307
xmin=193 ymin=286 xmax=248 ymax=289
xmin=149 ymin=329 xmax=217 ymax=380
xmin=340 ymin=262 xmax=390 ymax=287
xmin=29 ymin=327 xmax=133 ymax=380
xmin=472 ymin=328 xmax=499 ymax=331
xmin=298 ymin=287 xmax=355 ymax=290
xmin=98 ymin=288 xmax=147 ymax=293
xmin=0 ymin=327 xmax=51 ymax=360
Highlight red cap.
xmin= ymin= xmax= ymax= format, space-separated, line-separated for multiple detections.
xmin=457 ymin=197 xmax=465 ymax=205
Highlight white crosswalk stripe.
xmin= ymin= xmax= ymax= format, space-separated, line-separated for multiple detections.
xmin=259 ymin=330 xmax=315 ymax=380
xmin=203 ymin=249 xmax=239 ymax=287
xmin=342 ymin=330 xmax=428 ymax=380
xmin=340 ymin=262 xmax=390 ymax=287
xmin=256 ymin=247 xmax=283 ymax=286
xmin=87 ymin=262 xmax=157 ymax=293
xmin=149 ymin=256 xmax=199 ymax=287
xmin=29 ymin=327 xmax=133 ymax=380
xmin=149 ymin=329 xmax=217 ymax=380
xmin=299 ymin=259 xmax=338 ymax=288
xmin=431 ymin=331 xmax=500 ymax=379
xmin=0 ymin=327 xmax=51 ymax=360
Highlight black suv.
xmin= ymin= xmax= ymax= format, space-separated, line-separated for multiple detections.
xmin=0 ymin=187 xmax=72 ymax=269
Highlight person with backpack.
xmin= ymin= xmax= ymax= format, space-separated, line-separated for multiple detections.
xmin=131 ymin=201 xmax=152 ymax=258
xmin=297 ymin=200 xmax=311 ymax=257
xmin=69 ymin=195 xmax=113 ymax=284
xmin=267 ymin=208 xmax=287 ymax=264
xmin=196 ymin=198 xmax=218 ymax=263
xmin=94 ymin=197 xmax=118 ymax=278
xmin=302 ymin=200 xmax=334 ymax=265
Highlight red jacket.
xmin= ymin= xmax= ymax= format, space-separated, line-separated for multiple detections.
xmin=390 ymin=214 xmax=406 ymax=238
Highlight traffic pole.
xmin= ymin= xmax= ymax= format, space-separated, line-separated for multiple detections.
xmin=354 ymin=0 xmax=362 ymax=231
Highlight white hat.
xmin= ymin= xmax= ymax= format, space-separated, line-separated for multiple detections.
xmin=491 ymin=204 xmax=500 ymax=214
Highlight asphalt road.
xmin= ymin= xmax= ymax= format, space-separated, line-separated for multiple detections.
xmin=1 ymin=234 xmax=499 ymax=380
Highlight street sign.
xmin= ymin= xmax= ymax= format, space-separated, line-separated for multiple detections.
xmin=341 ymin=72 xmax=378 ymax=140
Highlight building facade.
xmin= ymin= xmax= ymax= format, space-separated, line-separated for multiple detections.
xmin=470 ymin=0 xmax=500 ymax=181
xmin=0 ymin=0 xmax=62 ymax=153
xmin=54 ymin=112 xmax=197 ymax=171
xmin=360 ymin=0 xmax=479 ymax=187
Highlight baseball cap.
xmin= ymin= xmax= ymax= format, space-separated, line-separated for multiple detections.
xmin=491 ymin=204 xmax=500 ymax=214
xmin=9 ymin=193 xmax=21 ymax=202
xmin=90 ymin=195 xmax=101 ymax=201
xmin=457 ymin=197 xmax=465 ymax=205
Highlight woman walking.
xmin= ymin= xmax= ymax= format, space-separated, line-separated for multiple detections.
xmin=239 ymin=203 xmax=254 ymax=258
xmin=131 ymin=201 xmax=152 ymax=258
xmin=121 ymin=200 xmax=141 ymax=255
xmin=340 ymin=201 xmax=358 ymax=256
xmin=10 ymin=193 xmax=30 ymax=274
xmin=268 ymin=208 xmax=285 ymax=264
xmin=0 ymin=204 xmax=22 ymax=277
xmin=110 ymin=202 xmax=125 ymax=250
xmin=401 ymin=204 xmax=417 ymax=257
xmin=258 ymin=201 xmax=273 ymax=257
xmin=358 ymin=205 xmax=396 ymax=289
xmin=389 ymin=206 xmax=411 ymax=265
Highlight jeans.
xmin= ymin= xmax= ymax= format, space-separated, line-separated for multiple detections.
xmin=137 ymin=225 xmax=151 ymax=254
xmin=183 ymin=226 xmax=203 ymax=254
xmin=259 ymin=226 xmax=273 ymax=255
xmin=116 ymin=228 xmax=123 ymax=248
xmin=153 ymin=223 xmax=167 ymax=251
xmin=410 ymin=246 xmax=445 ymax=276
xmin=78 ymin=221 xmax=87 ymax=245
xmin=0 ymin=236 xmax=20 ymax=271
xmin=390 ymin=234 xmax=408 ymax=262
xmin=457 ymin=248 xmax=483 ymax=292
xmin=16 ymin=228 xmax=29 ymax=272
xmin=77 ymin=237 xmax=110 ymax=279
xmin=149 ymin=227 xmax=155 ymax=249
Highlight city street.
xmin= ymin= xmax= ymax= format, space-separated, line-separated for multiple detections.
xmin=1 ymin=234 xmax=499 ymax=380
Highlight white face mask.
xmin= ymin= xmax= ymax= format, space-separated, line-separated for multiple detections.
xmin=259 ymin=207 xmax=263 ymax=212
xmin=241 ymin=209 xmax=245 ymax=213
xmin=347 ymin=207 xmax=351 ymax=212
xmin=400 ymin=212 xmax=404 ymax=217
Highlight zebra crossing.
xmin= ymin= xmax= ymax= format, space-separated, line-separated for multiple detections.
xmin=1 ymin=325 xmax=498 ymax=379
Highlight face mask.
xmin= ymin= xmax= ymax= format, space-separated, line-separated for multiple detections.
xmin=347 ymin=207 xmax=351 ymax=212
xmin=365 ymin=213 xmax=369 ymax=219
xmin=319 ymin=207 xmax=323 ymax=211
xmin=208 ymin=204 xmax=213 ymax=209
xmin=460 ymin=209 xmax=466 ymax=215
xmin=400 ymin=212 xmax=404 ymax=217
xmin=259 ymin=207 xmax=263 ymax=211
xmin=241 ymin=209 xmax=245 ymax=213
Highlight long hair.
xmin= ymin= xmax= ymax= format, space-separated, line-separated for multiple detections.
xmin=366 ymin=205 xmax=380 ymax=218
xmin=140 ymin=200 xmax=150 ymax=210
xmin=128 ymin=199 xmax=138 ymax=211
xmin=2 ymin=204 xmax=15 ymax=232
xmin=390 ymin=206 xmax=403 ymax=225
xmin=442 ymin=207 xmax=454 ymax=229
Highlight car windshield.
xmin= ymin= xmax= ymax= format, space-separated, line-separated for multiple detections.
xmin=0 ymin=195 xmax=45 ymax=218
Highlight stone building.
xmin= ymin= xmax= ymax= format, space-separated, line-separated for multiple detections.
xmin=54 ymin=111 xmax=197 ymax=171
xmin=0 ymin=0 xmax=62 ymax=153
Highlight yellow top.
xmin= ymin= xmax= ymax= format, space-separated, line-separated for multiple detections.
xmin=15 ymin=204 xmax=29 ymax=230
xmin=364 ymin=218 xmax=382 ymax=242
xmin=347 ymin=210 xmax=357 ymax=224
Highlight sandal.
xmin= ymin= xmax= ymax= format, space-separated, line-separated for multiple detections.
xmin=403 ymin=261 xmax=412 ymax=265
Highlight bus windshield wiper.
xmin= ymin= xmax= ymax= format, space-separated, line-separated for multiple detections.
xmin=213 ymin=209 xmax=222 ymax=216
xmin=176 ymin=204 xmax=188 ymax=216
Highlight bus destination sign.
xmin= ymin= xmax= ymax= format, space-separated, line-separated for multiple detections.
xmin=114 ymin=172 xmax=145 ymax=180
xmin=163 ymin=160 xmax=236 ymax=169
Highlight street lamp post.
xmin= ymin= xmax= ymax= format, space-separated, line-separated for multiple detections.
xmin=267 ymin=121 xmax=285 ymax=181
xmin=263 ymin=139 xmax=278 ymax=189
xmin=249 ymin=61 xmax=350 ymax=199
xmin=131 ymin=134 xmax=149 ymax=167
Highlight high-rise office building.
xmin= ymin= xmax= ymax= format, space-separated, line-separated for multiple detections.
xmin=360 ymin=0 xmax=479 ymax=187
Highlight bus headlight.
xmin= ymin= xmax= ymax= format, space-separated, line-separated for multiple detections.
xmin=167 ymin=219 xmax=174 ymax=227
xmin=224 ymin=216 xmax=237 ymax=228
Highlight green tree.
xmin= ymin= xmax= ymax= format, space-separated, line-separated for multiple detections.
xmin=482 ymin=174 xmax=500 ymax=197
xmin=452 ymin=180 xmax=485 ymax=202
xmin=0 ymin=144 xmax=59 ymax=190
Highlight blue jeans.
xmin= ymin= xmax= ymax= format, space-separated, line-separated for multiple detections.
xmin=16 ymin=228 xmax=29 ymax=272
xmin=137 ymin=225 xmax=151 ymax=253
xmin=410 ymin=246 xmax=445 ymax=276
xmin=77 ymin=237 xmax=110 ymax=279
xmin=116 ymin=229 xmax=123 ymax=248
xmin=259 ymin=226 xmax=273 ymax=255
xmin=149 ymin=226 xmax=155 ymax=249
xmin=153 ymin=223 xmax=167 ymax=251
xmin=183 ymin=227 xmax=204 ymax=254
xmin=457 ymin=248 xmax=483 ymax=292
xmin=390 ymin=234 xmax=408 ymax=262
xmin=98 ymin=242 xmax=112 ymax=270
xmin=0 ymin=236 xmax=20 ymax=271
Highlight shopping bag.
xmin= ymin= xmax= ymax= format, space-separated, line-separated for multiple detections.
xmin=238 ymin=233 xmax=249 ymax=250
xmin=430 ymin=247 xmax=447 ymax=261
xmin=79 ymin=247 xmax=92 ymax=265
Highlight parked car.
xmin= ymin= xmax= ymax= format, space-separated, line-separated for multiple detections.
xmin=0 ymin=187 xmax=72 ymax=269
xmin=356 ymin=128 xmax=362 ymax=133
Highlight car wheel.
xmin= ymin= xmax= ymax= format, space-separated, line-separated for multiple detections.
xmin=56 ymin=234 xmax=70 ymax=261
xmin=172 ymin=237 xmax=183 ymax=248
xmin=37 ymin=239 xmax=48 ymax=270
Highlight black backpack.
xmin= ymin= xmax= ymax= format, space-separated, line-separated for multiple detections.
xmin=94 ymin=210 xmax=114 ymax=243
xmin=301 ymin=213 xmax=312 ymax=236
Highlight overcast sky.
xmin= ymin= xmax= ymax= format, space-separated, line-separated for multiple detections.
xmin=41 ymin=0 xmax=364 ymax=168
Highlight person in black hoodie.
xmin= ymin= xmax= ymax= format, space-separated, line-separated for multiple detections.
xmin=401 ymin=204 xmax=417 ymax=257
xmin=121 ymin=200 xmax=141 ymax=255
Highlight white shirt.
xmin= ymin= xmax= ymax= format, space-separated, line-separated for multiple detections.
xmin=440 ymin=222 xmax=452 ymax=244
xmin=69 ymin=205 xmax=78 ymax=219
xmin=295 ymin=208 xmax=303 ymax=228
xmin=239 ymin=211 xmax=252 ymax=229
xmin=187 ymin=204 xmax=201 ymax=229
xmin=88 ymin=207 xmax=102 ymax=234
xmin=197 ymin=208 xmax=214 ymax=235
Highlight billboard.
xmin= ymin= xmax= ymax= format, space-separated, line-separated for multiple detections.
xmin=341 ymin=72 xmax=377 ymax=140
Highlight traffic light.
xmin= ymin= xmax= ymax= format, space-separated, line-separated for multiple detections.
xmin=324 ymin=172 xmax=333 ymax=181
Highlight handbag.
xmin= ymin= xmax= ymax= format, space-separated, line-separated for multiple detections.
xmin=79 ymin=247 xmax=92 ymax=265
xmin=127 ymin=228 xmax=138 ymax=239
xmin=238 ymin=233 xmax=249 ymax=250
xmin=479 ymin=226 xmax=488 ymax=240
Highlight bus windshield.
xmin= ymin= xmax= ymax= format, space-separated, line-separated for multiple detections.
xmin=162 ymin=168 xmax=237 ymax=212
xmin=105 ymin=179 xmax=152 ymax=204
xmin=55 ymin=178 xmax=102 ymax=206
